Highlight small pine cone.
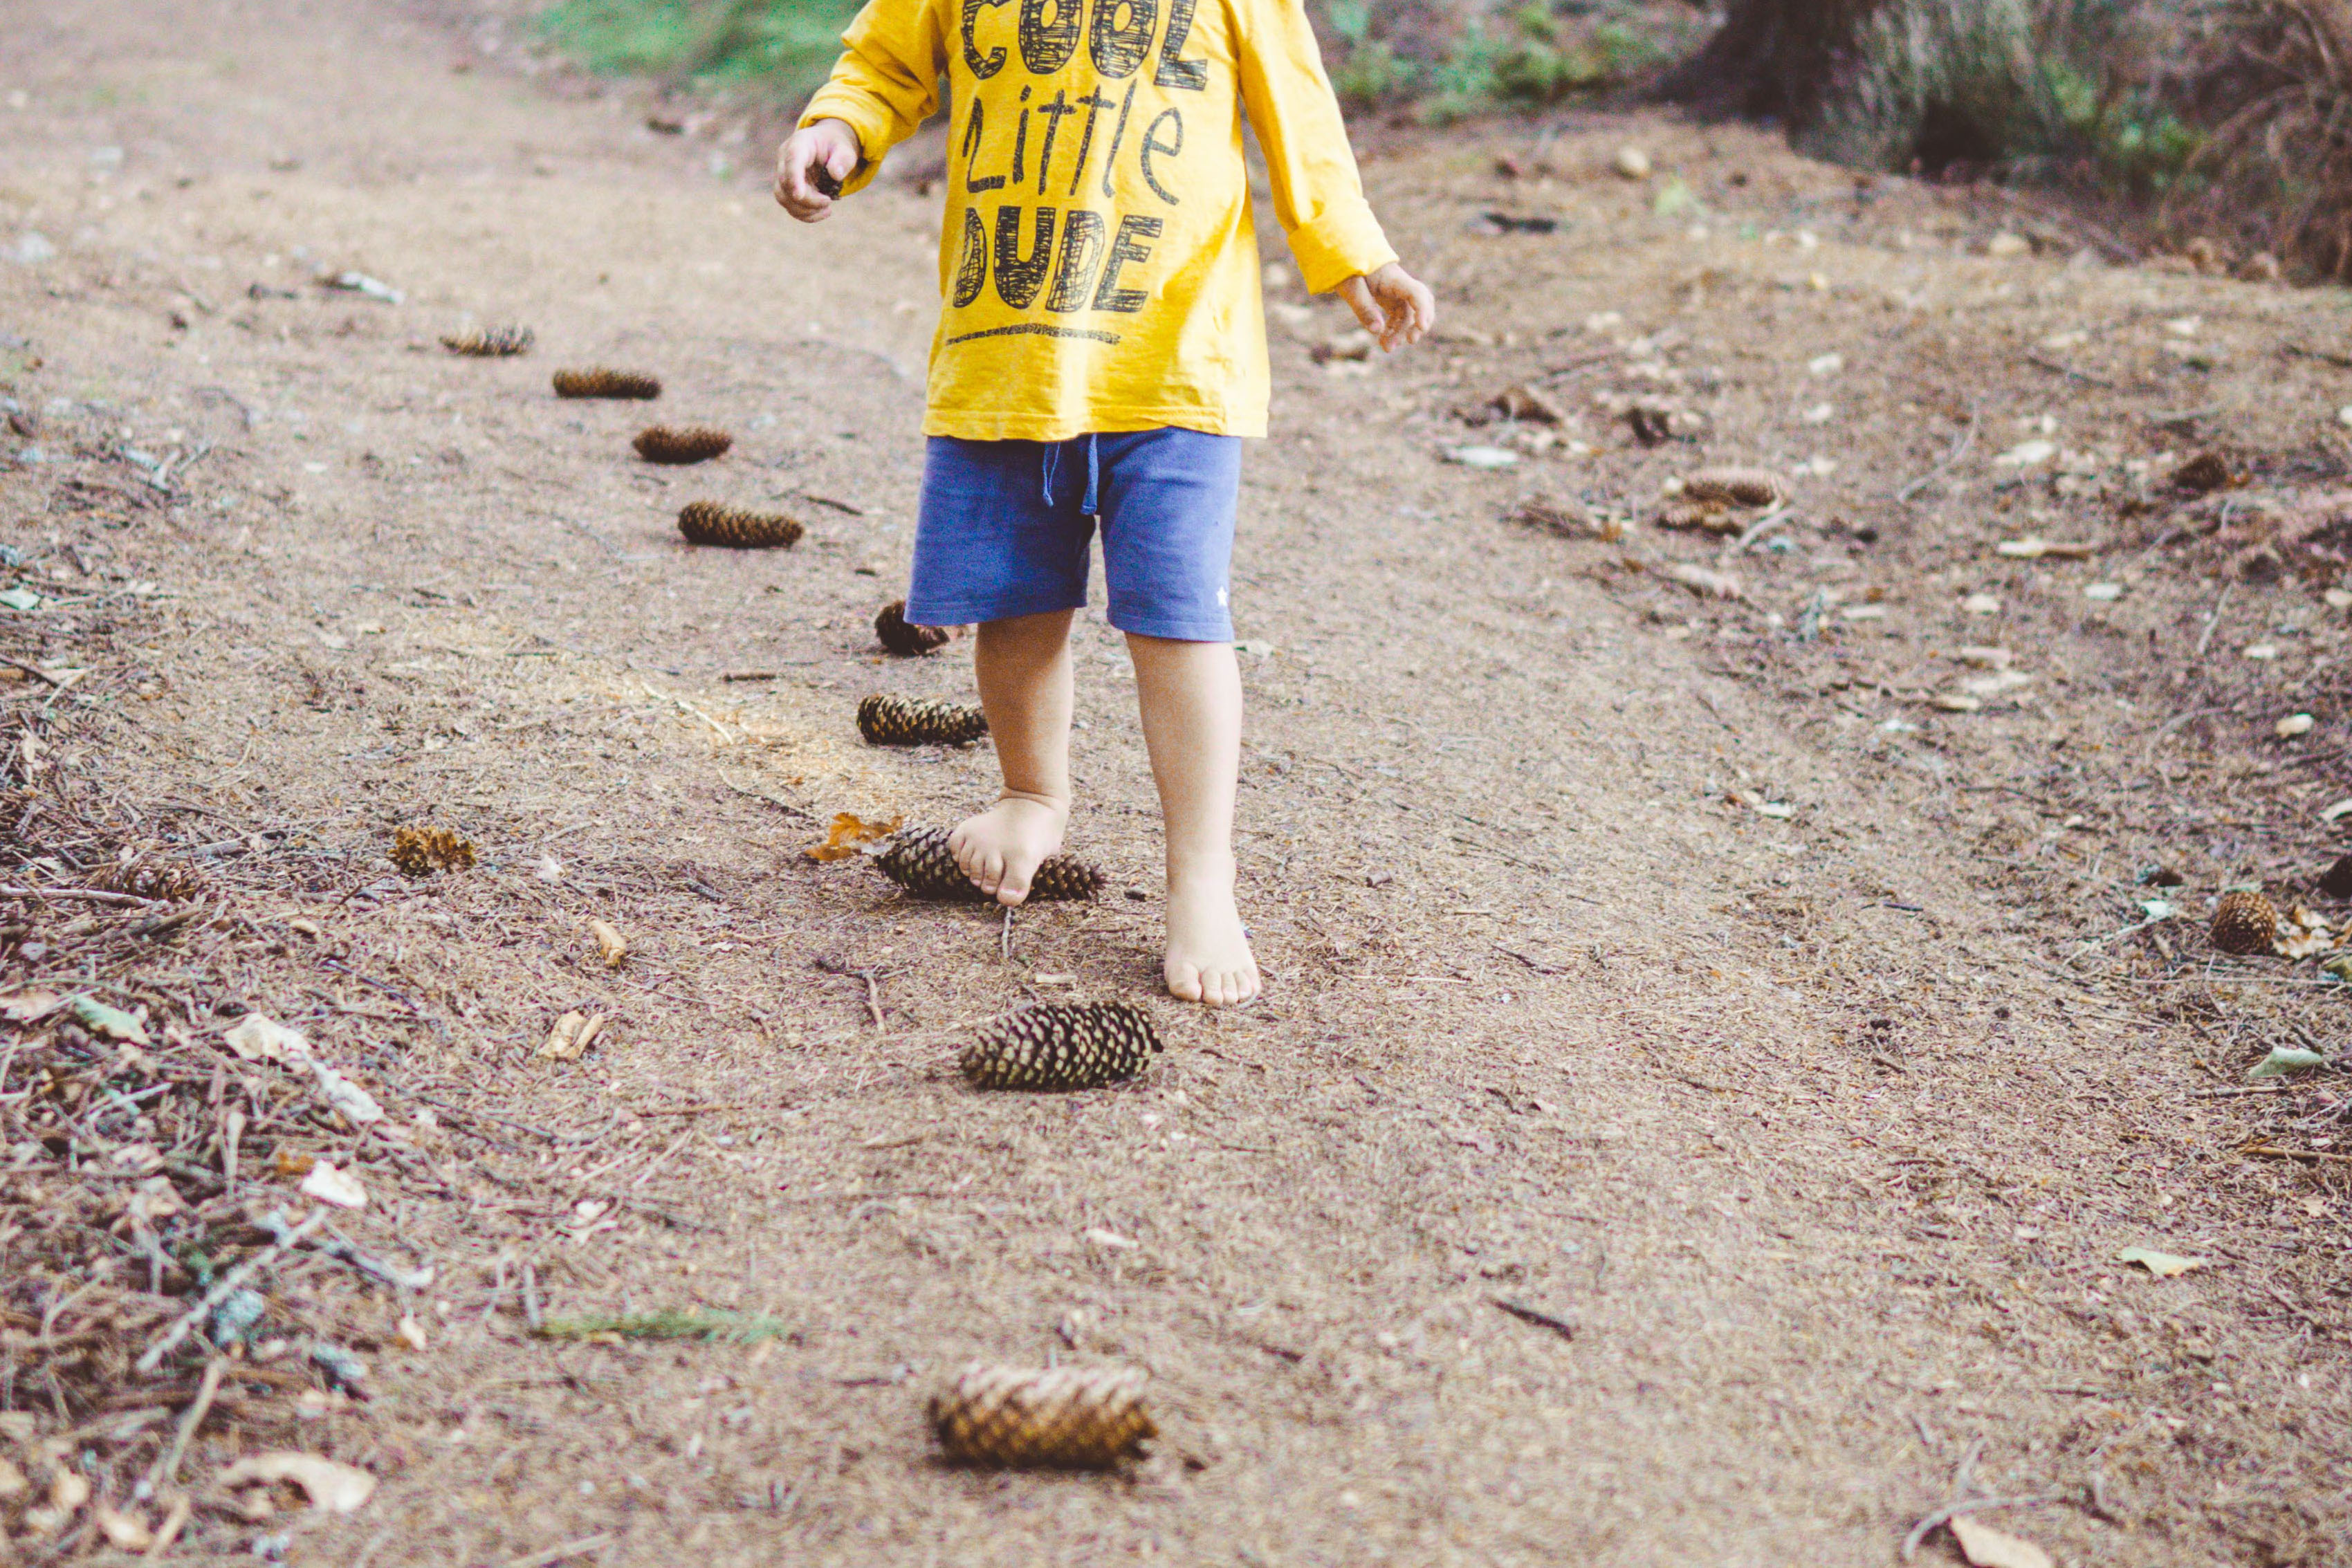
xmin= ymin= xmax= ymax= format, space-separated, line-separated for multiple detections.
xmin=2170 ymin=451 xmax=2234 ymax=495
xmin=857 ymin=693 xmax=989 ymax=746
xmin=929 ymin=1363 xmax=1155 ymax=1469
xmin=634 ymin=425 xmax=733 ymax=465
xmin=2209 ymin=889 xmax=2279 ymax=954
xmin=1657 ymin=499 xmax=1740 ymax=535
xmin=552 ymin=367 xmax=661 ymax=400
xmin=677 ymin=501 xmax=803 ymax=549
xmin=391 ymin=825 xmax=477 ymax=878
xmin=441 ymin=325 xmax=535 ymax=357
xmin=876 ymin=600 xmax=951 ymax=657
xmin=960 ymin=1002 xmax=1162 ymax=1091
xmin=1683 ymin=467 xmax=1792 ymax=508
xmin=873 ymin=826 xmax=1102 ymax=903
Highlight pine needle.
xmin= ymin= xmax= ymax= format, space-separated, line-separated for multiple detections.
xmin=533 ymin=1309 xmax=791 ymax=1344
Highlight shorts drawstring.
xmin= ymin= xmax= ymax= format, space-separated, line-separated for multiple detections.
xmin=1039 ymin=434 xmax=1101 ymax=517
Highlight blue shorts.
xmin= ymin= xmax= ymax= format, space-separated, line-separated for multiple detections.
xmin=907 ymin=428 xmax=1241 ymax=643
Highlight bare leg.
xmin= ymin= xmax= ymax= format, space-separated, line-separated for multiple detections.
xmin=1128 ymin=634 xmax=1260 ymax=1007
xmin=950 ymin=609 xmax=1074 ymax=906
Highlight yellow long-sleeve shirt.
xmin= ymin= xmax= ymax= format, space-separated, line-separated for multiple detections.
xmin=800 ymin=0 xmax=1395 ymax=441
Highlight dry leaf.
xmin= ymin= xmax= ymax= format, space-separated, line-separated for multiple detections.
xmin=309 ymin=1060 xmax=383 ymax=1125
xmin=1951 ymin=1515 xmax=2055 ymax=1568
xmin=588 ymin=918 xmax=629 ymax=968
xmin=224 ymin=1013 xmax=311 ymax=1064
xmin=273 ymin=1148 xmax=315 ymax=1178
xmin=299 ymin=1160 xmax=368 ymax=1209
xmin=48 ymin=1466 xmax=89 ymax=1513
xmin=805 ymin=811 xmax=903 ymax=862
xmin=1664 ymin=562 xmax=1743 ymax=600
xmin=538 ymin=1009 xmax=609 ymax=1061
xmin=0 ymin=990 xmax=62 ymax=1022
xmin=93 ymin=1504 xmax=153 ymax=1550
xmin=217 ymin=1452 xmax=376 ymax=1513
xmin=2117 ymin=1244 xmax=2205 ymax=1278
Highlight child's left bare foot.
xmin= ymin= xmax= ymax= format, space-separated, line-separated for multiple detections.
xmin=1164 ymin=870 xmax=1260 ymax=1008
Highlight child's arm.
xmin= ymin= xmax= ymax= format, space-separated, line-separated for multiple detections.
xmin=1235 ymin=0 xmax=1435 ymax=350
xmin=775 ymin=0 xmax=946 ymax=223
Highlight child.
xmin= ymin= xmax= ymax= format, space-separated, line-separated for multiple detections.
xmin=776 ymin=0 xmax=1433 ymax=1006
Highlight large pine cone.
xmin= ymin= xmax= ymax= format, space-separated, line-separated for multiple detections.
xmin=552 ymin=367 xmax=661 ymax=400
xmin=2209 ymin=889 xmax=2279 ymax=955
xmin=929 ymin=1363 xmax=1155 ymax=1469
xmin=856 ymin=694 xmax=988 ymax=746
xmin=960 ymin=1002 xmax=1161 ymax=1091
xmin=441 ymin=325 xmax=534 ymax=357
xmin=873 ymin=826 xmax=1102 ymax=903
xmin=634 ymin=425 xmax=733 ymax=465
xmin=875 ymin=600 xmax=950 ymax=657
xmin=1683 ymin=467 xmax=1791 ymax=508
xmin=677 ymin=501 xmax=802 ymax=549
xmin=92 ymin=843 xmax=205 ymax=901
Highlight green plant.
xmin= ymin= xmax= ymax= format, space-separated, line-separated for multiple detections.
xmin=538 ymin=0 xmax=863 ymax=97
xmin=534 ymin=1308 xmax=794 ymax=1343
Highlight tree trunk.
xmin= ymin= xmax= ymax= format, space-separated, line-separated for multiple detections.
xmin=1661 ymin=0 xmax=2044 ymax=172
xmin=1658 ymin=0 xmax=1889 ymax=129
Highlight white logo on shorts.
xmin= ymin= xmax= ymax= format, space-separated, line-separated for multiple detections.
xmin=1217 ymin=584 xmax=1229 ymax=607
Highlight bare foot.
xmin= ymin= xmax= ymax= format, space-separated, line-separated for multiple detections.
xmin=1164 ymin=870 xmax=1260 ymax=1008
xmin=948 ymin=795 xmax=1066 ymax=907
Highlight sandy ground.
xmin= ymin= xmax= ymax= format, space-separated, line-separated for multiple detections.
xmin=3 ymin=1 xmax=2349 ymax=1564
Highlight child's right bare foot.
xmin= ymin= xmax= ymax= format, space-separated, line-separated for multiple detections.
xmin=948 ymin=795 xmax=1066 ymax=906
xmin=1164 ymin=866 xmax=1260 ymax=1008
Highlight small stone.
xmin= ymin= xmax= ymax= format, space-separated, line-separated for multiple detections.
xmin=2277 ymin=713 xmax=2315 ymax=738
xmin=1612 ymin=146 xmax=1652 ymax=181
xmin=1961 ymin=593 xmax=2002 ymax=616
xmin=1987 ymin=233 xmax=2030 ymax=258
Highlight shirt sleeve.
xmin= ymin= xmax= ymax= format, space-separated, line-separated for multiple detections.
xmin=797 ymin=0 xmax=947 ymax=196
xmin=1231 ymin=0 xmax=1397 ymax=293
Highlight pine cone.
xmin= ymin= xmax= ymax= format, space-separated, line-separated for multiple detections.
xmin=1683 ymin=467 xmax=1792 ymax=508
xmin=2210 ymin=889 xmax=2279 ymax=954
xmin=92 ymin=843 xmax=205 ymax=901
xmin=856 ymin=693 xmax=988 ymax=746
xmin=929 ymin=1363 xmax=1155 ymax=1469
xmin=2170 ymin=452 xmax=2234 ymax=495
xmin=873 ymin=827 xmax=1103 ymax=903
xmin=677 ymin=501 xmax=802 ymax=549
xmin=876 ymin=600 xmax=951 ymax=657
xmin=1657 ymin=499 xmax=1740 ymax=535
xmin=441 ymin=325 xmax=535 ymax=358
xmin=392 ymin=825 xmax=477 ymax=878
xmin=960 ymin=1002 xmax=1161 ymax=1091
xmin=634 ymin=425 xmax=733 ymax=465
xmin=552 ymin=367 xmax=661 ymax=400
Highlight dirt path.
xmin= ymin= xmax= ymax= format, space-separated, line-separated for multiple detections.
xmin=3 ymin=2 xmax=2346 ymax=1563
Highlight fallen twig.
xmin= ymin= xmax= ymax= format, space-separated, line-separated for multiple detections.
xmin=143 ymin=1357 xmax=226 ymax=1495
xmin=0 ymin=883 xmax=159 ymax=907
xmin=1900 ymin=1493 xmax=2070 ymax=1561
xmin=500 ymin=1534 xmax=616 ymax=1568
xmin=1895 ymin=404 xmax=1978 ymax=503
xmin=2025 ymin=352 xmax=2119 ymax=389
xmin=1491 ymin=1298 xmax=1577 ymax=1340
xmin=2243 ymin=1143 xmax=2352 ymax=1165
xmin=136 ymin=1206 xmax=329 ymax=1374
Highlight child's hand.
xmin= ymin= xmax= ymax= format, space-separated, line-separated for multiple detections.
xmin=1336 ymin=262 xmax=1436 ymax=352
xmin=774 ymin=119 xmax=863 ymax=223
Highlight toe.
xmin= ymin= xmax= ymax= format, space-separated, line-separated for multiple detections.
xmin=974 ymin=851 xmax=1004 ymax=893
xmin=1166 ymin=959 xmax=1203 ymax=1003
